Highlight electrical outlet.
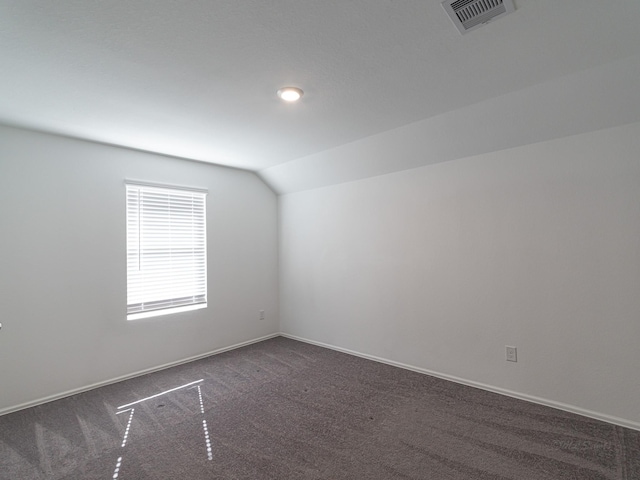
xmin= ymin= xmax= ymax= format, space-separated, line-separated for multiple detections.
xmin=506 ymin=346 xmax=517 ymax=362
xmin=259 ymin=310 xmax=265 ymax=321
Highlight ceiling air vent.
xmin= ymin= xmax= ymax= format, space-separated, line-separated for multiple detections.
xmin=442 ymin=0 xmax=515 ymax=34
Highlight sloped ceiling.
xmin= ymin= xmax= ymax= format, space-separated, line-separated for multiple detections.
xmin=1 ymin=1 xmax=640 ymax=193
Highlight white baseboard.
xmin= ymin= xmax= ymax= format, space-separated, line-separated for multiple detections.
xmin=280 ymin=332 xmax=640 ymax=432
xmin=5 ymin=331 xmax=639 ymax=433
xmin=0 ymin=333 xmax=280 ymax=417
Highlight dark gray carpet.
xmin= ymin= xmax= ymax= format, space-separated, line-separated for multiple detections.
xmin=0 ymin=337 xmax=638 ymax=479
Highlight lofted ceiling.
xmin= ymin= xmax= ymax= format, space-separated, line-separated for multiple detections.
xmin=1 ymin=1 xmax=640 ymax=192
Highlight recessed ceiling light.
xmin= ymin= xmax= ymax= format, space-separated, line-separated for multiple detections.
xmin=277 ymin=87 xmax=304 ymax=102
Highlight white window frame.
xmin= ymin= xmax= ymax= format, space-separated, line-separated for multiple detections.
xmin=126 ymin=182 xmax=207 ymax=320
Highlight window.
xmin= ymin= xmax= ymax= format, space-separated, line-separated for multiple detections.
xmin=126 ymin=183 xmax=207 ymax=320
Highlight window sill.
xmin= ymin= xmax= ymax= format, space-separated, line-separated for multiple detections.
xmin=127 ymin=303 xmax=207 ymax=321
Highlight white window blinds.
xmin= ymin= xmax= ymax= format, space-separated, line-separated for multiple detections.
xmin=126 ymin=183 xmax=207 ymax=320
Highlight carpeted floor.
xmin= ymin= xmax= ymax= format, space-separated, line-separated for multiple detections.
xmin=0 ymin=336 xmax=638 ymax=479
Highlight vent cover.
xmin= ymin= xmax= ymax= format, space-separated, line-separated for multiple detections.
xmin=442 ymin=0 xmax=515 ymax=34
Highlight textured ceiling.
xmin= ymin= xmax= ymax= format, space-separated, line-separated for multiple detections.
xmin=1 ymin=1 xmax=640 ymax=188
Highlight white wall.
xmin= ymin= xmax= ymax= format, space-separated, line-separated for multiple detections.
xmin=279 ymin=121 xmax=640 ymax=428
xmin=0 ymin=125 xmax=279 ymax=413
